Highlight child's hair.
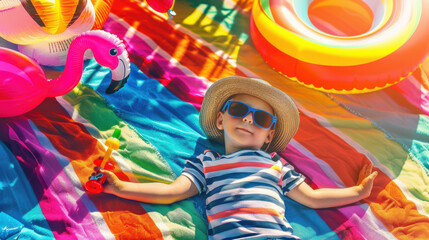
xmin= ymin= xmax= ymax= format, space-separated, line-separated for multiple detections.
xmin=199 ymin=76 xmax=300 ymax=153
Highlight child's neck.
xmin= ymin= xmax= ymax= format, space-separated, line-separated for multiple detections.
xmin=225 ymin=145 xmax=260 ymax=155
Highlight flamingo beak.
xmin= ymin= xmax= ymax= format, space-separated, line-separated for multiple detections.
xmin=106 ymin=49 xmax=131 ymax=94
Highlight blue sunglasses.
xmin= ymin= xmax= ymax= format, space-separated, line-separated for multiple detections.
xmin=222 ymin=100 xmax=277 ymax=129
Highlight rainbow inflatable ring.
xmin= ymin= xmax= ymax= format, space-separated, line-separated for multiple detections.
xmin=250 ymin=0 xmax=429 ymax=94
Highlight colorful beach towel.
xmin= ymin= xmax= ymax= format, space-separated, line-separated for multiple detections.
xmin=1 ymin=0 xmax=429 ymax=239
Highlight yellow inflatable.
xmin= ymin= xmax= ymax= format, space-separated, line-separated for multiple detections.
xmin=0 ymin=0 xmax=113 ymax=66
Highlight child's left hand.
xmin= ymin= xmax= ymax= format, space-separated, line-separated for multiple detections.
xmin=356 ymin=164 xmax=378 ymax=199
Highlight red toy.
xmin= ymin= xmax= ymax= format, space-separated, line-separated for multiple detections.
xmin=85 ymin=129 xmax=121 ymax=193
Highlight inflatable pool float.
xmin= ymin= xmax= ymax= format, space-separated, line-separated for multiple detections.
xmin=250 ymin=0 xmax=429 ymax=93
xmin=0 ymin=0 xmax=114 ymax=66
xmin=146 ymin=0 xmax=176 ymax=19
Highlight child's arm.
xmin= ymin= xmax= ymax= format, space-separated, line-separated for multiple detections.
xmin=100 ymin=169 xmax=199 ymax=204
xmin=286 ymin=164 xmax=378 ymax=209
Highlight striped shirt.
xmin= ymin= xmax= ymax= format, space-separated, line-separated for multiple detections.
xmin=182 ymin=149 xmax=305 ymax=240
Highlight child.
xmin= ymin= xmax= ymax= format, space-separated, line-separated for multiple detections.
xmin=100 ymin=76 xmax=378 ymax=239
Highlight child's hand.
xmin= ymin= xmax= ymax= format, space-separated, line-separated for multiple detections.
xmin=98 ymin=168 xmax=123 ymax=195
xmin=356 ymin=164 xmax=378 ymax=199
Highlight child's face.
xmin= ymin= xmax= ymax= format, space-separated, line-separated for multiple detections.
xmin=216 ymin=94 xmax=275 ymax=154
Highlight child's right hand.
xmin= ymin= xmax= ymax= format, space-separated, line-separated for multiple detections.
xmin=99 ymin=168 xmax=123 ymax=195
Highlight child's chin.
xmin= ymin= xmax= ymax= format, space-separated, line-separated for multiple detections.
xmin=229 ymin=136 xmax=263 ymax=150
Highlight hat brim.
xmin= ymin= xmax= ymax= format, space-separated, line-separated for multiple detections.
xmin=199 ymin=76 xmax=299 ymax=153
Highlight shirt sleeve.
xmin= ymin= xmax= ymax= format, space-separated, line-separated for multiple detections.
xmin=181 ymin=153 xmax=206 ymax=194
xmin=281 ymin=162 xmax=305 ymax=195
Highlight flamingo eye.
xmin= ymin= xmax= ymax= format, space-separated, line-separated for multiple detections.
xmin=109 ymin=48 xmax=118 ymax=56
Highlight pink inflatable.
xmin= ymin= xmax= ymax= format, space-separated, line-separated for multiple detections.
xmin=146 ymin=0 xmax=176 ymax=19
xmin=0 ymin=30 xmax=131 ymax=118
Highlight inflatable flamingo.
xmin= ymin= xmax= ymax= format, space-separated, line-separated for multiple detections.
xmin=0 ymin=30 xmax=130 ymax=118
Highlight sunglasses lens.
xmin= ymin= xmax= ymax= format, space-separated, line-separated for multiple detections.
xmin=254 ymin=111 xmax=273 ymax=128
xmin=228 ymin=102 xmax=249 ymax=118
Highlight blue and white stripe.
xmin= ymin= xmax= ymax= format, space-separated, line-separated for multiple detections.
xmin=182 ymin=150 xmax=305 ymax=239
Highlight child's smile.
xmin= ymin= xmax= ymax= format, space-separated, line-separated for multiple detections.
xmin=236 ymin=126 xmax=252 ymax=134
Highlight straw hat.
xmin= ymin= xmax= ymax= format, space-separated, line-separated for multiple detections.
xmin=199 ymin=76 xmax=300 ymax=153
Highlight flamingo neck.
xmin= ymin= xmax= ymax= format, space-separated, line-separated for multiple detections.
xmin=47 ymin=36 xmax=90 ymax=97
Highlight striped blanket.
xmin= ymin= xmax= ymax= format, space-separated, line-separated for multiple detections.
xmin=1 ymin=0 xmax=429 ymax=239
